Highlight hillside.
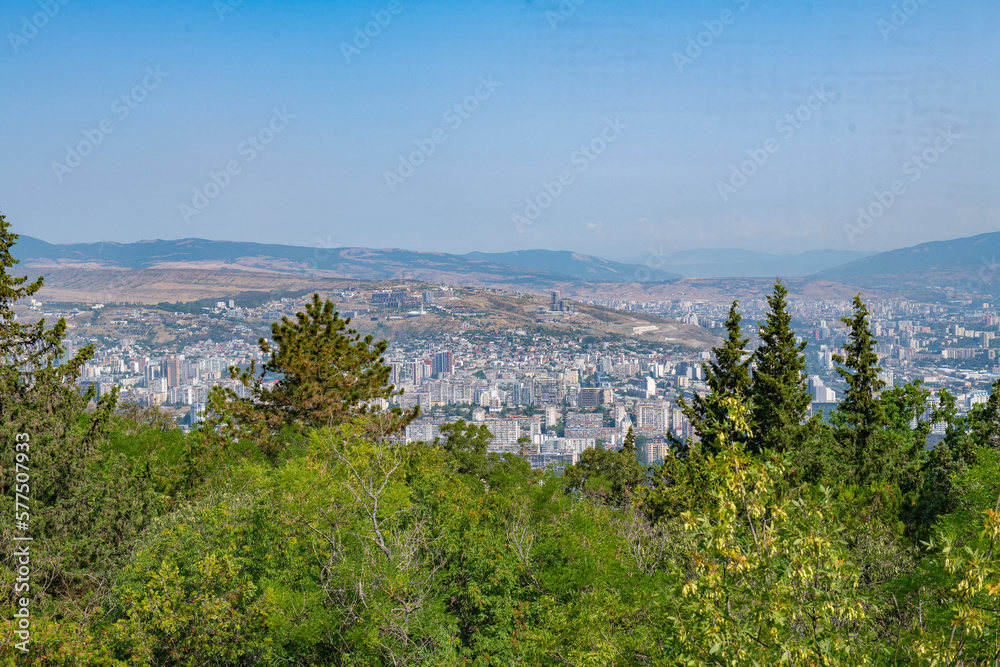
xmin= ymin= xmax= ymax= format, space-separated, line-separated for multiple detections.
xmin=815 ymin=232 xmax=1000 ymax=295
xmin=20 ymin=270 xmax=718 ymax=351
xmin=339 ymin=287 xmax=719 ymax=350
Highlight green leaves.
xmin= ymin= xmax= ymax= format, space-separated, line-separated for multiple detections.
xmin=0 ymin=211 xmax=157 ymax=610
xmin=106 ymin=502 xmax=278 ymax=666
xmin=5 ymin=208 xmax=999 ymax=663
xmin=897 ymin=449 xmax=1000 ymax=664
xmin=563 ymin=443 xmax=646 ymax=508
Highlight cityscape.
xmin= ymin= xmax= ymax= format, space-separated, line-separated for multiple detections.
xmin=3 ymin=0 xmax=999 ymax=662
xmin=18 ymin=280 xmax=999 ymax=472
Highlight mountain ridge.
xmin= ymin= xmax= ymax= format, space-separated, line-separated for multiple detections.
xmin=14 ymin=236 xmax=682 ymax=285
xmin=815 ymin=231 xmax=1000 ymax=295
xmin=15 ymin=231 xmax=1000 ymax=296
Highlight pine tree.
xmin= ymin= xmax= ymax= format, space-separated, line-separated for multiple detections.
xmin=205 ymin=292 xmax=415 ymax=461
xmin=832 ymin=295 xmax=887 ymax=486
xmin=750 ymin=280 xmax=811 ymax=454
xmin=677 ymin=301 xmax=752 ymax=453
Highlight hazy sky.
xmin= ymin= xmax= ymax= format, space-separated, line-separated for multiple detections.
xmin=1 ymin=0 xmax=997 ymax=260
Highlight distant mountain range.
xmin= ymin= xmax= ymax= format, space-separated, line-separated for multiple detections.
xmin=15 ymin=237 xmax=682 ymax=286
xmin=15 ymin=232 xmax=1000 ymax=296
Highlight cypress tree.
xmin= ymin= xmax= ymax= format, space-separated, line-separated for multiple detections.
xmin=677 ymin=300 xmax=752 ymax=452
xmin=750 ymin=280 xmax=811 ymax=454
xmin=832 ymin=294 xmax=887 ymax=485
xmin=623 ymin=424 xmax=637 ymax=454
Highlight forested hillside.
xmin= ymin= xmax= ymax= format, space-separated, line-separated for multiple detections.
xmin=2 ymin=211 xmax=999 ymax=665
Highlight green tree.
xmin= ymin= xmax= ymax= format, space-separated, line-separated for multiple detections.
xmin=622 ymin=424 xmax=636 ymax=455
xmin=877 ymin=380 xmax=934 ymax=494
xmin=104 ymin=498 xmax=279 ymax=666
xmin=203 ymin=292 xmax=415 ymax=462
xmin=677 ymin=301 xmax=752 ymax=453
xmin=268 ymin=420 xmax=460 ymax=665
xmin=833 ymin=295 xmax=888 ymax=486
xmin=966 ymin=377 xmax=1000 ymax=450
xmin=750 ymin=280 xmax=811 ymax=454
xmin=0 ymin=212 xmax=158 ymax=608
xmin=545 ymin=398 xmax=885 ymax=665
xmin=910 ymin=381 xmax=1000 ymax=534
xmin=110 ymin=555 xmax=274 ymax=666
xmin=644 ymin=396 xmax=752 ymax=522
xmin=897 ymin=449 xmax=1000 ymax=664
xmin=782 ymin=415 xmax=843 ymax=484
xmin=564 ymin=431 xmax=646 ymax=507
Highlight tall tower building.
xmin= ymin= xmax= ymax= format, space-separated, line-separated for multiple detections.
xmin=432 ymin=351 xmax=454 ymax=377
xmin=163 ymin=355 xmax=182 ymax=388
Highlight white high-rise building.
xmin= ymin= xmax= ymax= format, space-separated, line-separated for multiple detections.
xmin=808 ymin=376 xmax=837 ymax=403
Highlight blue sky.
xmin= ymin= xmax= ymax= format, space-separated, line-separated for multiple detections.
xmin=1 ymin=0 xmax=997 ymax=260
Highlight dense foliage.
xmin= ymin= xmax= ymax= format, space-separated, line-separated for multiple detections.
xmin=1 ymin=212 xmax=999 ymax=665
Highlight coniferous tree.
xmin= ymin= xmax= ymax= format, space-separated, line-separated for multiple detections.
xmin=204 ymin=292 xmax=416 ymax=462
xmin=750 ymin=280 xmax=811 ymax=454
xmin=0 ymin=211 xmax=152 ymax=600
xmin=677 ymin=300 xmax=752 ymax=453
xmin=0 ymin=211 xmax=100 ymax=512
xmin=832 ymin=295 xmax=887 ymax=486
xmin=622 ymin=424 xmax=637 ymax=455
